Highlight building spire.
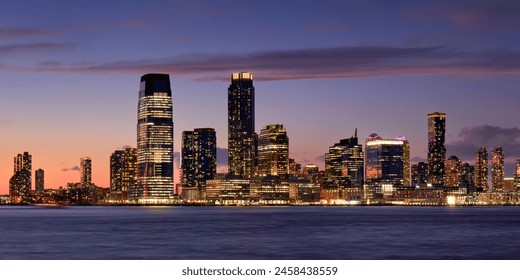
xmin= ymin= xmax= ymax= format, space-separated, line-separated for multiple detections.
xmin=354 ymin=128 xmax=358 ymax=138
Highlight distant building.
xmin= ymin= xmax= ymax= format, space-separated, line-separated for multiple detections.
xmin=228 ymin=72 xmax=257 ymax=180
xmin=324 ymin=129 xmax=364 ymax=188
xmin=110 ymin=147 xmax=137 ymax=201
xmin=303 ymin=164 xmax=319 ymax=183
xmin=137 ymin=73 xmax=174 ymax=203
xmin=80 ymin=157 xmax=92 ymax=188
xmin=459 ymin=162 xmax=475 ymax=191
xmin=257 ymin=124 xmax=289 ymax=177
xmin=9 ymin=152 xmax=32 ymax=204
xmin=181 ymin=128 xmax=217 ymax=193
xmin=491 ymin=146 xmax=504 ymax=192
xmin=365 ymin=134 xmax=409 ymax=200
xmin=515 ymin=160 xmax=520 ymax=190
xmin=427 ymin=112 xmax=446 ymax=187
xmin=445 ymin=156 xmax=462 ymax=187
xmin=35 ymin=169 xmax=44 ymax=192
xmin=475 ymin=147 xmax=488 ymax=192
xmin=288 ymin=158 xmax=301 ymax=177
xmin=411 ymin=162 xmax=428 ymax=188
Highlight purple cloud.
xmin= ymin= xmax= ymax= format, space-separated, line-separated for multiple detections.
xmin=446 ymin=125 xmax=520 ymax=161
xmin=25 ymin=45 xmax=520 ymax=80
xmin=0 ymin=43 xmax=76 ymax=54
xmin=0 ymin=26 xmax=50 ymax=38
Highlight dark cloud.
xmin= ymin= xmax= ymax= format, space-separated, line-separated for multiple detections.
xmin=0 ymin=26 xmax=50 ymax=38
xmin=62 ymin=166 xmax=80 ymax=172
xmin=407 ymin=0 xmax=520 ymax=28
xmin=446 ymin=125 xmax=520 ymax=161
xmin=26 ymin=45 xmax=520 ymax=80
xmin=0 ymin=43 xmax=76 ymax=54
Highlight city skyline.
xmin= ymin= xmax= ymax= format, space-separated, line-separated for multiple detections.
xmin=1 ymin=0 xmax=520 ymax=193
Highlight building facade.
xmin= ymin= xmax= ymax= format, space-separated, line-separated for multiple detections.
xmin=35 ymin=169 xmax=44 ymax=192
xmin=411 ymin=162 xmax=428 ymax=188
xmin=228 ymin=72 xmax=257 ymax=180
xmin=445 ymin=156 xmax=462 ymax=187
xmin=80 ymin=157 xmax=92 ymax=188
xmin=136 ymin=73 xmax=174 ymax=203
xmin=110 ymin=147 xmax=137 ymax=201
xmin=324 ymin=130 xmax=364 ymax=188
xmin=427 ymin=112 xmax=446 ymax=187
xmin=491 ymin=146 xmax=504 ymax=192
xmin=475 ymin=147 xmax=489 ymax=192
xmin=9 ymin=152 xmax=32 ymax=204
xmin=257 ymin=124 xmax=289 ymax=177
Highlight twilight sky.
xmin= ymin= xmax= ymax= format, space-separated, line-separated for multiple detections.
xmin=1 ymin=0 xmax=520 ymax=193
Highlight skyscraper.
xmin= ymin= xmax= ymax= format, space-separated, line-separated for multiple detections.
xmin=9 ymin=152 xmax=32 ymax=204
xmin=257 ymin=124 xmax=289 ymax=177
xmin=491 ymin=146 xmax=504 ymax=192
xmin=475 ymin=147 xmax=488 ymax=192
xmin=181 ymin=131 xmax=196 ymax=188
xmin=324 ymin=130 xmax=364 ymax=188
xmin=459 ymin=162 xmax=475 ymax=191
xmin=514 ymin=159 xmax=520 ymax=190
xmin=110 ymin=147 xmax=137 ymax=201
xmin=137 ymin=73 xmax=174 ymax=203
xmin=427 ymin=112 xmax=446 ymax=187
xmin=445 ymin=156 xmax=462 ymax=187
xmin=80 ymin=157 xmax=92 ymax=188
xmin=364 ymin=134 xmax=407 ymax=187
xmin=35 ymin=169 xmax=44 ymax=192
xmin=228 ymin=72 xmax=256 ymax=180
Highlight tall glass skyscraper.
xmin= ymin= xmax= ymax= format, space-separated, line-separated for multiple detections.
xmin=427 ymin=112 xmax=446 ymax=187
xmin=35 ymin=169 xmax=44 ymax=192
xmin=110 ymin=147 xmax=137 ymax=201
xmin=182 ymin=128 xmax=217 ymax=190
xmin=475 ymin=147 xmax=488 ymax=192
xmin=80 ymin=157 xmax=92 ymax=188
xmin=9 ymin=152 xmax=32 ymax=204
xmin=137 ymin=73 xmax=174 ymax=203
xmin=228 ymin=72 xmax=256 ymax=179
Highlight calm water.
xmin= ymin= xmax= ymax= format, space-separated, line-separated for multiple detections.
xmin=1 ymin=206 xmax=520 ymax=259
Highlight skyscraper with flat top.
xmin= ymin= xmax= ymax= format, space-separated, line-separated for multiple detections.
xmin=228 ymin=72 xmax=256 ymax=179
xmin=9 ymin=152 xmax=32 ymax=203
xmin=35 ymin=169 xmax=44 ymax=192
xmin=491 ymin=146 xmax=504 ymax=192
xmin=182 ymin=128 xmax=217 ymax=190
xmin=137 ymin=73 xmax=174 ymax=203
xmin=427 ymin=112 xmax=446 ymax=187
xmin=80 ymin=157 xmax=92 ymax=188
xmin=475 ymin=147 xmax=488 ymax=192
xmin=257 ymin=124 xmax=289 ymax=177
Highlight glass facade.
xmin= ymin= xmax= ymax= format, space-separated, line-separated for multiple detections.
xmin=324 ymin=130 xmax=364 ymax=188
xmin=364 ymin=135 xmax=407 ymax=187
xmin=257 ymin=124 xmax=289 ymax=177
xmin=228 ymin=72 xmax=256 ymax=180
xmin=137 ymin=73 xmax=174 ymax=201
xmin=35 ymin=169 xmax=44 ymax=192
xmin=182 ymin=128 xmax=217 ymax=190
xmin=475 ymin=147 xmax=488 ymax=192
xmin=111 ymin=148 xmax=137 ymax=200
xmin=427 ymin=112 xmax=446 ymax=187
xmin=9 ymin=152 xmax=32 ymax=204
xmin=80 ymin=157 xmax=92 ymax=188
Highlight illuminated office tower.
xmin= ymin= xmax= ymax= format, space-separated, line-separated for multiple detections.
xmin=80 ymin=157 xmax=92 ymax=188
xmin=411 ymin=162 xmax=428 ymax=188
xmin=402 ymin=138 xmax=411 ymax=186
xmin=137 ymin=73 xmax=174 ymax=202
xmin=10 ymin=152 xmax=32 ymax=203
xmin=228 ymin=72 xmax=257 ymax=179
xmin=111 ymin=148 xmax=137 ymax=200
xmin=257 ymin=124 xmax=289 ymax=177
xmin=35 ymin=169 xmax=44 ymax=192
xmin=364 ymin=134 xmax=407 ymax=187
xmin=475 ymin=147 xmax=488 ymax=192
xmin=445 ymin=156 xmax=462 ymax=187
xmin=491 ymin=146 xmax=504 ymax=192
xmin=324 ymin=130 xmax=364 ymax=188
xmin=427 ymin=112 xmax=446 ymax=187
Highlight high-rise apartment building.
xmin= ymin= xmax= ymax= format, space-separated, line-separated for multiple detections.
xmin=257 ymin=124 xmax=289 ymax=177
xmin=427 ymin=112 xmax=446 ymax=187
xmin=228 ymin=72 xmax=256 ymax=180
xmin=491 ymin=146 xmax=504 ymax=192
xmin=515 ymin=159 xmax=520 ymax=190
xmin=80 ymin=157 xmax=92 ymax=188
xmin=137 ymin=73 xmax=174 ymax=203
xmin=9 ymin=152 xmax=32 ymax=203
xmin=459 ymin=162 xmax=475 ymax=190
xmin=475 ymin=147 xmax=488 ymax=192
xmin=182 ymin=128 xmax=217 ymax=191
xmin=110 ymin=147 xmax=137 ymax=200
xmin=445 ymin=156 xmax=462 ymax=187
xmin=35 ymin=169 xmax=44 ymax=192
